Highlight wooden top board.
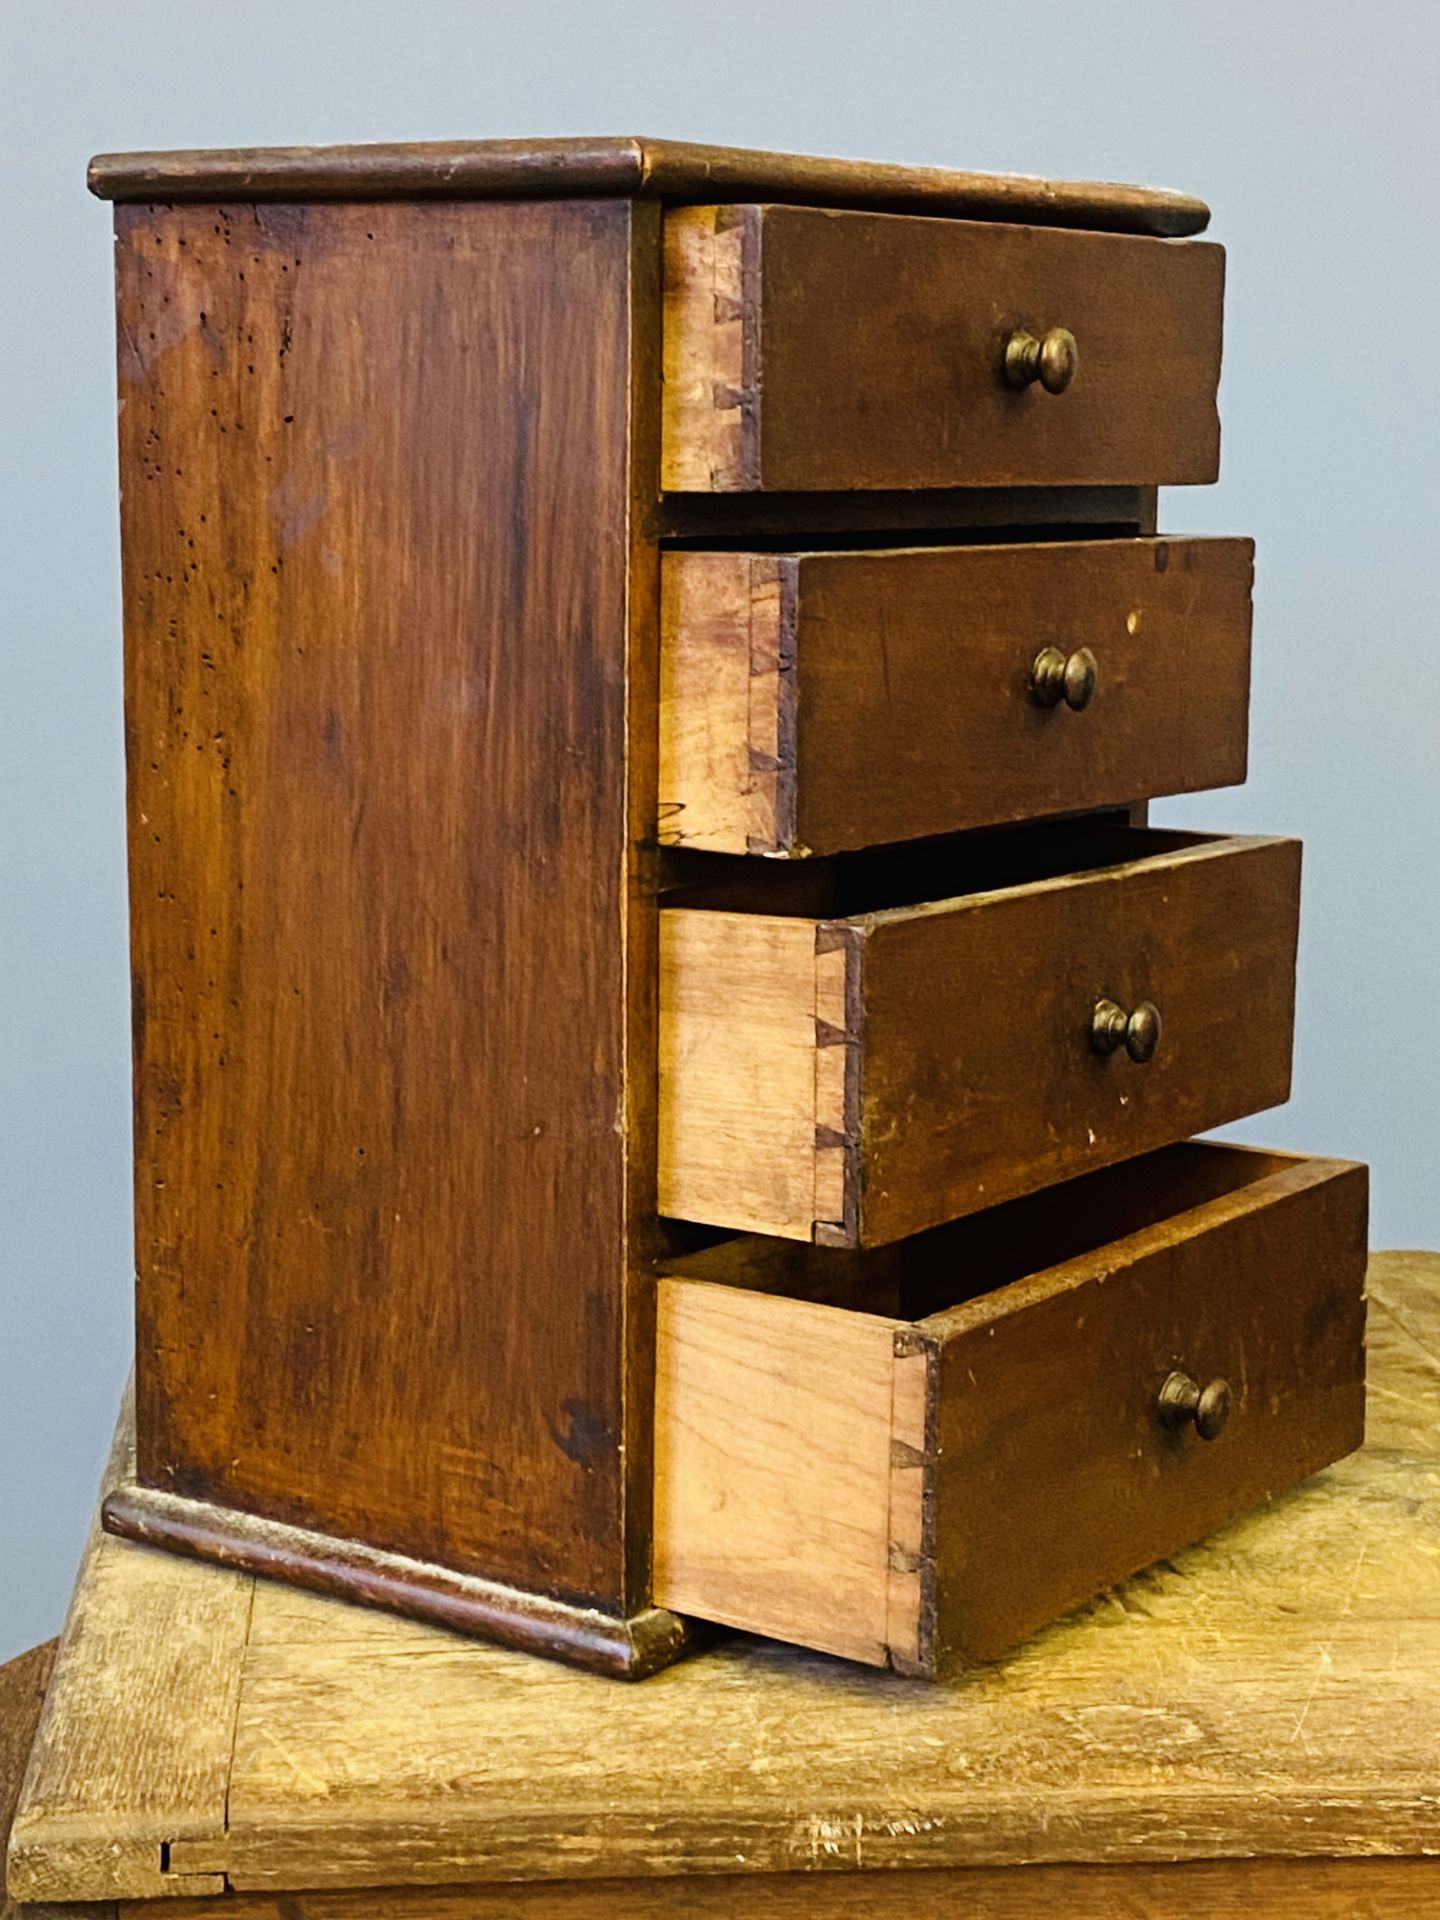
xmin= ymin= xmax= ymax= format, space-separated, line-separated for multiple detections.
xmin=9 ymin=1249 xmax=1440 ymax=1908
xmin=86 ymin=135 xmax=1209 ymax=235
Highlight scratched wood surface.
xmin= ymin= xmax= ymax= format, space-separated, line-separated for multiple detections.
xmin=5 ymin=1393 xmax=243 ymax=1904
xmin=9 ymin=1251 xmax=1439 ymax=1910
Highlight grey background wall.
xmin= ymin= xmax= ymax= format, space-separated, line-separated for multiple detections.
xmin=2 ymin=1 xmax=1437 ymax=1659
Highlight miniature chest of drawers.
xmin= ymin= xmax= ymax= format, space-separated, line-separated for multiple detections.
xmin=91 ymin=136 xmax=1367 ymax=1678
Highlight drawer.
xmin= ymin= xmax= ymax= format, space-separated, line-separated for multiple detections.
xmin=659 ymin=536 xmax=1252 ymax=855
xmin=653 ymin=1143 xmax=1368 ymax=1672
xmin=662 ymin=205 xmax=1224 ymax=492
xmin=658 ymin=825 xmax=1299 ymax=1244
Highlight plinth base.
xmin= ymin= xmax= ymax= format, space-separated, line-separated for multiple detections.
xmin=102 ymin=1483 xmax=699 ymax=1679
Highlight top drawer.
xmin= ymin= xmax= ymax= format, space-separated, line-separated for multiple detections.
xmin=662 ymin=205 xmax=1224 ymax=492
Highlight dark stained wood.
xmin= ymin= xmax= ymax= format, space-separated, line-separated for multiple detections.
xmin=919 ymin=1153 xmax=1369 ymax=1665
xmin=662 ymin=205 xmax=1224 ymax=491
xmin=116 ymin=197 xmax=670 ymax=1623
xmin=0 ymin=1640 xmax=57 ymax=1920
xmin=87 ymin=137 xmax=1211 ymax=236
xmin=110 ymin=1858 xmax=1440 ymax=1917
xmin=855 ymin=832 xmax=1299 ymax=1244
xmin=100 ymin=1485 xmax=698 ymax=1678
xmin=660 ymin=828 xmax=1301 ymax=1245
xmin=660 ymin=536 xmax=1253 ymax=854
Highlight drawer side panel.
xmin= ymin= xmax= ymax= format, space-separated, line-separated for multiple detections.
xmin=652 ymin=1280 xmax=902 ymax=1663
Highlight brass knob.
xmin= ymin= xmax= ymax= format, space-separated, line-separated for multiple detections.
xmin=1091 ymin=998 xmax=1162 ymax=1063
xmin=1003 ymin=326 xmax=1079 ymax=393
xmin=1031 ymin=645 xmax=1098 ymax=711
xmin=1158 ymin=1370 xmax=1232 ymax=1441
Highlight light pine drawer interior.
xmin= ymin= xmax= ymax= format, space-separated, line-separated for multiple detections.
xmin=662 ymin=204 xmax=1225 ymax=492
xmin=660 ymin=535 xmax=1253 ymax=855
xmin=652 ymin=1144 xmax=1368 ymax=1672
xmin=658 ymin=824 xmax=1300 ymax=1245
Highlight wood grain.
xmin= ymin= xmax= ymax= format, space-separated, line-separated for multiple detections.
xmin=662 ymin=205 xmax=1224 ymax=492
xmin=922 ymin=1152 xmax=1368 ymax=1663
xmin=115 ymin=197 xmax=667 ymax=1621
xmin=657 ymin=552 xmax=791 ymax=852
xmin=856 ymin=831 xmax=1299 ymax=1244
xmin=660 ymin=829 xmax=1300 ymax=1244
xmin=657 ymin=911 xmax=834 ymax=1239
xmin=119 ymin=1857 xmax=1440 ymax=1917
xmin=0 ymin=1640 xmax=57 ymax=1920
xmin=652 ymin=1281 xmax=903 ymax=1663
xmin=12 ymin=1256 xmax=1437 ymax=1901
xmin=659 ymin=537 xmax=1253 ymax=855
xmin=6 ymin=1389 xmax=246 ymax=1902
xmin=660 ymin=205 xmax=750 ymax=491
xmin=87 ymin=137 xmax=1212 ymax=237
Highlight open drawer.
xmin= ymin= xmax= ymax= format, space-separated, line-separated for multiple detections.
xmin=659 ymin=536 xmax=1253 ymax=856
xmin=659 ymin=824 xmax=1300 ymax=1245
xmin=652 ymin=1143 xmax=1368 ymax=1673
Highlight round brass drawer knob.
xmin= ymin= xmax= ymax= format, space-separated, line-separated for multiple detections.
xmin=1032 ymin=645 xmax=1098 ymax=711
xmin=1158 ymin=1369 xmax=1232 ymax=1441
xmin=1090 ymin=997 xmax=1162 ymax=1062
xmin=1003 ymin=325 xmax=1079 ymax=393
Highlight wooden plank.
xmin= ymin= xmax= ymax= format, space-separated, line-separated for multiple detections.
xmin=87 ymin=138 xmax=1212 ymax=237
xmin=120 ymin=1857 xmax=1440 ymax=1917
xmin=13 ymin=1256 xmax=1440 ymax=1896
xmin=651 ymin=1281 xmax=901 ymax=1664
xmin=1 ymin=1640 xmax=58 ymax=1920
xmin=657 ymin=911 xmax=822 ymax=1238
xmin=115 ymin=197 xmax=662 ymax=1617
xmin=1365 ymin=1247 xmax=1440 ymax=1452
xmin=659 ymin=538 xmax=1253 ymax=856
xmin=924 ymin=1154 xmax=1368 ymax=1662
xmin=213 ymin=1430 xmax=1440 ymax=1886
xmin=6 ymin=1392 xmax=248 ymax=1903
xmin=662 ymin=206 xmax=1224 ymax=492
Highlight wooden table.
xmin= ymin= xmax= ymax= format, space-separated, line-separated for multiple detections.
xmin=6 ymin=1250 xmax=1440 ymax=1918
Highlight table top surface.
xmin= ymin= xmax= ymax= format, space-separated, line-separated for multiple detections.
xmin=85 ymin=135 xmax=1210 ymax=237
xmin=8 ymin=1250 xmax=1440 ymax=1907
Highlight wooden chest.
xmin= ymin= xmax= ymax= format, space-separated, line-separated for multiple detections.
xmin=88 ymin=134 xmax=1367 ymax=1678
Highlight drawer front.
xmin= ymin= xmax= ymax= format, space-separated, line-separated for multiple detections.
xmin=662 ymin=205 xmax=1224 ymax=492
xmin=921 ymin=1152 xmax=1368 ymax=1667
xmin=660 ymin=537 xmax=1252 ymax=856
xmin=659 ymin=831 xmax=1300 ymax=1245
xmin=652 ymin=1146 xmax=1368 ymax=1673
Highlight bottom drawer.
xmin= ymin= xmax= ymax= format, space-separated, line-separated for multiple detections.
xmin=653 ymin=1143 xmax=1367 ymax=1673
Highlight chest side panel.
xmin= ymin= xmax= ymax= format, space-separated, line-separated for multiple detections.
xmin=119 ymin=197 xmax=645 ymax=1605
